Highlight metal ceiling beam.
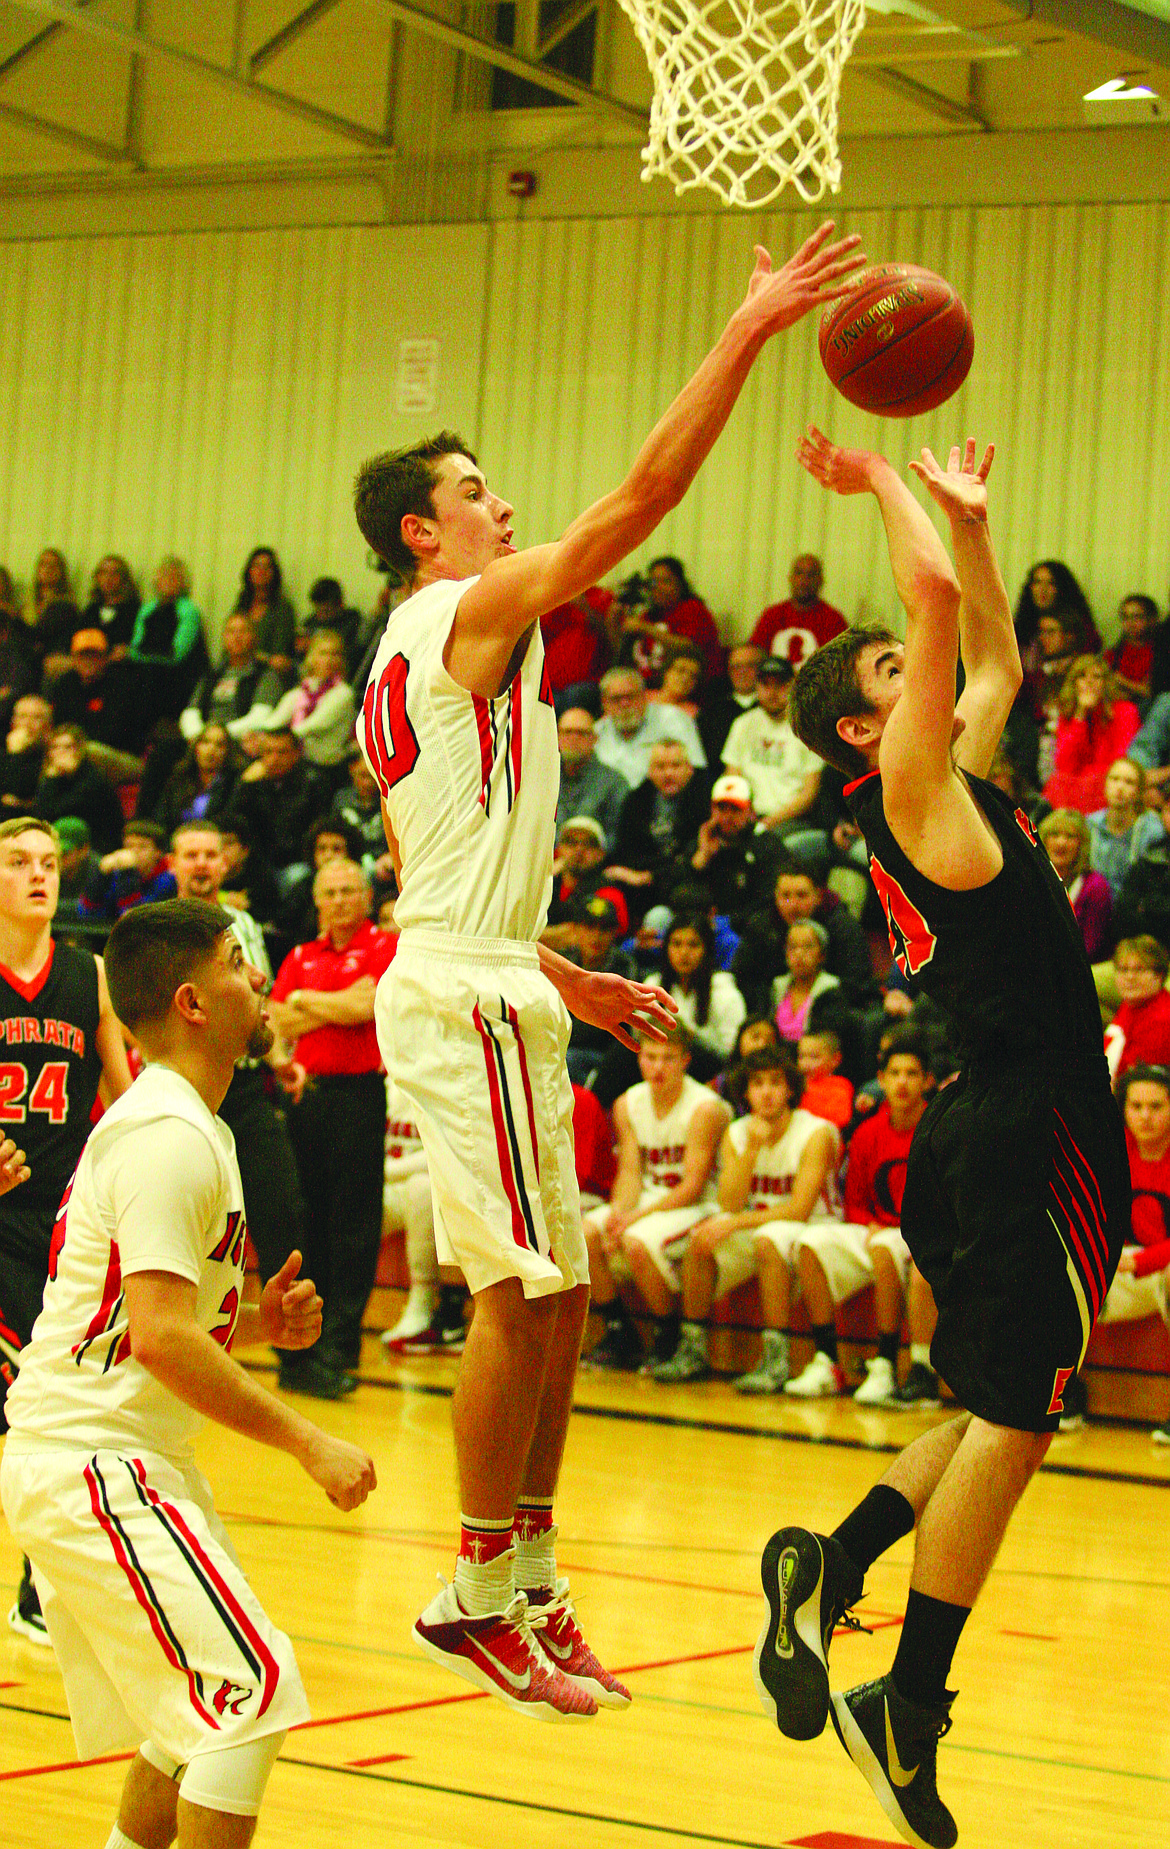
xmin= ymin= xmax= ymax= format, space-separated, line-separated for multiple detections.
xmin=861 ymin=64 xmax=991 ymax=125
xmin=0 ymin=93 xmax=136 ymax=161
xmin=996 ymin=0 xmax=1170 ymax=70
xmin=538 ymin=0 xmax=598 ymax=59
xmin=0 ymin=21 xmax=63 ymax=79
xmin=11 ymin=0 xmax=391 ymax=149
xmin=249 ymin=0 xmax=347 ymax=74
xmin=376 ymin=0 xmax=647 ymax=126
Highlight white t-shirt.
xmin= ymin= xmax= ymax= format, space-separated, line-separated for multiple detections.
xmin=5 ymin=1065 xmax=247 ymax=1465
xmin=358 ymin=576 xmax=559 ymax=942
xmin=624 ymin=1074 xmax=730 ymax=1200
xmin=722 ymin=708 xmax=821 ymax=815
xmin=594 ymin=704 xmax=707 ymax=785
xmin=728 ymin=1108 xmax=840 ymax=1221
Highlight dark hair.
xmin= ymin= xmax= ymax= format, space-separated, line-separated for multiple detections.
xmin=742 ymin=1044 xmax=804 ymax=1107
xmin=773 ymin=850 xmax=830 ymax=894
xmin=1118 ymin=1062 xmax=1170 ymax=1110
xmin=105 ymin=897 xmax=233 ymax=1031
xmin=789 ymin=626 xmax=899 ymax=778
xmin=647 ymin=556 xmax=694 ymax=602
xmin=160 ymin=725 xmax=240 ymax=820
xmin=660 ymin=913 xmax=716 ymax=1026
xmin=218 ymin=814 xmax=251 ymax=847
xmin=123 ymin=818 xmax=166 ymax=847
xmin=354 ymin=431 xmax=479 ymax=585
xmin=305 ymin=815 xmax=363 ymax=860
xmin=1014 ymin=559 xmax=1094 ymax=651
xmin=1120 ymin=593 xmax=1159 ymax=625
xmin=665 ymin=878 xmax=714 ymax=917
xmin=878 ymin=1026 xmax=932 ymax=1074
xmin=235 ymin=547 xmax=283 ymax=615
xmin=735 ymin=1014 xmax=779 ymax=1059
xmin=309 ymin=576 xmax=343 ymax=606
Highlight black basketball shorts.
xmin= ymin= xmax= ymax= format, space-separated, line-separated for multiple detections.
xmin=902 ymin=1059 xmax=1129 ymax=1432
xmin=0 ymin=1230 xmax=51 ymax=1429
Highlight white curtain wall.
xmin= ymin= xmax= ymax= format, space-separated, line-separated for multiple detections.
xmin=2 ymin=200 xmax=1169 ymax=645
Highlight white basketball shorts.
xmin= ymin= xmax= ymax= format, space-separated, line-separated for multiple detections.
xmin=797 ymin=1221 xmax=879 ymax=1305
xmin=1098 ymin=1258 xmax=1169 ymax=1325
xmin=376 ymin=931 xmax=588 ymax=1300
xmin=583 ymin=1192 xmax=718 ymax=1291
xmin=0 ymin=1440 xmax=309 ymax=1764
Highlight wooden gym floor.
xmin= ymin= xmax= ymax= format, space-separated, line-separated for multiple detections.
xmin=3 ymin=1322 xmax=1168 ymax=1848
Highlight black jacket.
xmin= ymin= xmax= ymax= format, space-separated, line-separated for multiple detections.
xmin=732 ymin=889 xmax=879 ymax=1016
xmin=611 ymin=770 xmax=712 ymax=902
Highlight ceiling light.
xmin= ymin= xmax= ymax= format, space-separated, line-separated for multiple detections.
xmin=1084 ymin=77 xmax=1158 ymax=100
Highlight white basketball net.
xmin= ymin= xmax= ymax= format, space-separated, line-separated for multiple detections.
xmin=617 ymin=0 xmax=867 ymax=208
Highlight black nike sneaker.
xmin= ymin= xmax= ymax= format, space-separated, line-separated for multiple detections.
xmin=753 ymin=1526 xmax=866 ymax=1739
xmin=830 ymin=1673 xmax=957 ymax=1849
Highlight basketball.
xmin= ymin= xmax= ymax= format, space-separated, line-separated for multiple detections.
xmin=818 ymin=264 xmax=974 ymax=417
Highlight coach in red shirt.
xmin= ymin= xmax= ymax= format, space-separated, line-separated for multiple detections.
xmin=751 ymin=553 xmax=846 ymax=667
xmin=270 ymin=856 xmax=396 ymax=1395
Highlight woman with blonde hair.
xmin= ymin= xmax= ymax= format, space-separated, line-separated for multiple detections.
xmin=1044 ymin=653 xmax=1140 ymax=813
xmin=1038 ymin=807 xmax=1113 ymax=959
xmin=261 ymin=628 xmax=355 ymax=772
xmin=1088 ymin=757 xmax=1162 ymax=898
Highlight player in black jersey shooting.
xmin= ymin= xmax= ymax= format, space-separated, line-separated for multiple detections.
xmin=752 ymin=433 xmax=1128 ymax=1849
xmin=0 ymin=815 xmax=133 ymax=1643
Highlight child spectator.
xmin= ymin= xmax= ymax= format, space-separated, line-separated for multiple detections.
xmin=1106 ymin=594 xmax=1159 ymax=709
xmin=793 ymin=1029 xmax=937 ymax=1405
xmin=564 ymin=894 xmax=639 ymax=1086
xmin=651 ymin=1046 xmax=838 ymax=1389
xmin=1105 ymin=936 xmax=1170 ymax=1079
xmin=1087 ymin=758 xmax=1160 ymax=898
xmin=717 ymin=1014 xmax=781 ymax=1107
xmin=796 ymin=1028 xmax=854 ymax=1129
xmin=1044 ymin=654 xmax=1139 ymax=813
xmin=79 ymin=818 xmax=177 ymax=920
xmin=1038 ymin=808 xmax=1114 ymax=961
xmin=583 ymin=1025 xmax=729 ymax=1371
xmin=657 ymin=912 xmax=746 ymax=1073
xmin=772 ymin=918 xmax=840 ymax=1043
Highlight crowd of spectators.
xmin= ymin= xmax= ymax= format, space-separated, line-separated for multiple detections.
xmin=5 ymin=538 xmax=1168 ymax=1433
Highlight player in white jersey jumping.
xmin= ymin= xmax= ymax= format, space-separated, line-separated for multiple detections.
xmin=1 ymin=898 xmax=375 ymax=1849
xmin=353 ymin=220 xmax=865 ymax=1721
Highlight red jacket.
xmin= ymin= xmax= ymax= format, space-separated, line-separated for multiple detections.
xmin=1044 ymin=701 xmax=1140 ymax=812
xmin=1106 ymin=988 xmax=1170 ymax=1078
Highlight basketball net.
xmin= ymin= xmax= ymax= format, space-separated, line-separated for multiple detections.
xmin=617 ymin=0 xmax=867 ymax=208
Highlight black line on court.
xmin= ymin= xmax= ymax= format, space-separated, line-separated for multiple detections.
xmin=281 ymin=1756 xmax=781 ymax=1848
xmin=242 ymin=1359 xmax=1170 ymax=1491
xmin=0 ymin=1699 xmax=71 ymax=1723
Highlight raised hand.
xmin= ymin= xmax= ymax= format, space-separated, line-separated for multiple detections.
xmin=909 ymin=439 xmax=994 ymax=525
xmin=744 ymin=223 xmax=867 ymax=334
xmin=259 ymin=1249 xmax=324 ymax=1350
xmin=797 ymin=425 xmax=880 ymax=497
xmin=0 ymin=1136 xmax=29 ymax=1199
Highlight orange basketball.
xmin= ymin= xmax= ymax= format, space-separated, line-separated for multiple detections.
xmin=818 ymin=263 xmax=974 ymax=418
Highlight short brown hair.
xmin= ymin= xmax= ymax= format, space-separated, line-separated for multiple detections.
xmin=354 ymin=431 xmax=478 ymax=585
xmin=104 ymin=897 xmax=233 ymax=1031
xmin=789 ymin=626 xmax=898 ymax=778
xmin=1038 ymin=808 xmax=1090 ymax=879
xmin=1114 ymin=934 xmax=1170 ymax=981
xmin=0 ymin=815 xmax=59 ymax=851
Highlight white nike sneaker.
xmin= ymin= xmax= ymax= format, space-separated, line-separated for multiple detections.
xmin=784 ymin=1351 xmax=845 ymax=1399
xmin=853 ymin=1356 xmax=897 ymax=1406
xmin=381 ymin=1288 xmax=437 ymax=1350
xmin=412 ymin=1580 xmax=597 ymax=1720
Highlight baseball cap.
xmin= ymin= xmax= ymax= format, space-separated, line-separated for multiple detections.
xmin=71 ymin=628 xmax=108 ymax=655
xmin=53 ymin=815 xmax=91 ymax=851
xmin=559 ymin=814 xmax=607 ymax=848
xmin=577 ymin=894 xmax=620 ymax=930
xmin=711 ymin=774 xmax=752 ymax=809
xmin=756 ymin=655 xmax=794 ymax=682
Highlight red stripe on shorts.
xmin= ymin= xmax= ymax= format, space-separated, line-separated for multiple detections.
xmin=473 ymin=1002 xmax=531 ymax=1253
xmin=507 ymin=1003 xmax=540 ymax=1183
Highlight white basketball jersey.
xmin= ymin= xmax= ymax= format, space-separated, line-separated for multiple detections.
xmin=358 ymin=576 xmax=558 ymax=942
xmin=5 ymin=1066 xmax=247 ymax=1464
xmin=625 ymin=1075 xmax=729 ymax=1200
xmin=729 ymin=1108 xmax=840 ymax=1220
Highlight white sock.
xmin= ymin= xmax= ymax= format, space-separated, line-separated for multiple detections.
xmin=513 ymin=1519 xmax=558 ymax=1594
xmin=910 ymin=1343 xmax=933 ymax=1367
xmin=104 ymin=1828 xmax=142 ymax=1849
xmin=453 ymin=1519 xmax=514 ymax=1617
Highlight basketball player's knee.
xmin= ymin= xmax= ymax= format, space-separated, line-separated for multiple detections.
xmin=178 ymin=1728 xmax=286 ymax=1819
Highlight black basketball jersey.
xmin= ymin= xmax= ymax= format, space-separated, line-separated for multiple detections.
xmin=845 ymin=768 xmax=1103 ymax=1069
xmin=0 ymin=939 xmax=102 ymax=1261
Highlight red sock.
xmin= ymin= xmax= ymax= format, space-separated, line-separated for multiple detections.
xmin=513 ymin=1498 xmax=554 ymax=1545
xmin=458 ymin=1516 xmax=513 ymax=1565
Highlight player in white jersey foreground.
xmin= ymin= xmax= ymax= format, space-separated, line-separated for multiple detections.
xmin=353 ymin=221 xmax=865 ymax=1720
xmin=1 ymin=899 xmax=375 ymax=1849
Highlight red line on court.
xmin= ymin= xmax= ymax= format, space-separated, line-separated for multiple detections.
xmin=347 ymin=1752 xmax=410 ymax=1767
xmin=0 ymin=1682 xmax=21 ymax=1690
xmin=999 ymin=1628 xmax=1057 ymax=1641
xmin=0 ymin=1750 xmax=135 ymax=1784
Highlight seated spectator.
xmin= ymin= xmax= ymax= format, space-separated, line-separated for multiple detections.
xmin=180 ymin=611 xmax=285 ymax=743
xmin=793 ymin=1029 xmax=937 ymax=1405
xmin=555 ymin=706 xmax=629 ymax=843
xmin=733 ymin=854 xmax=879 ymax=1017
xmin=564 ymin=895 xmax=639 ymax=1086
xmin=986 ymin=746 xmax=1048 ymax=828
xmin=1038 ymin=808 xmax=1114 ymax=961
xmin=1106 ymin=936 xmax=1170 ymax=1079
xmin=1127 ymin=682 xmax=1170 ymax=798
xmin=545 ymin=817 xmax=624 ymax=951
xmin=1 ymin=694 xmax=53 ymax=811
xmin=52 ymin=628 xmax=141 ymax=758
xmin=1106 ymin=594 xmax=1160 ymax=709
xmin=1014 ymin=558 xmax=1100 ymax=676
xmin=772 ymin=919 xmax=840 ymax=1043
xmin=79 ymin=554 xmax=140 ymax=658
xmin=686 ymin=773 xmax=780 ymax=931
xmin=263 ymin=629 xmax=356 ymax=772
xmin=286 ymin=816 xmax=366 ymax=942
xmin=235 ymin=545 xmax=297 ymax=681
xmin=25 ymin=548 xmax=77 ymax=677
xmin=298 ymin=577 xmax=361 ymax=667
xmin=51 ymin=815 xmax=99 ymax=931
xmin=330 ymin=746 xmax=394 ymax=884
xmin=751 ymin=553 xmax=846 ymax=666
xmin=699 ymin=643 xmax=762 ymax=766
xmin=607 ymin=740 xmax=711 ymax=915
xmin=1088 ymin=758 xmax=1161 ymax=898
xmin=648 ymin=640 xmax=704 ymax=719
xmin=583 ymin=1025 xmax=729 ymax=1371
xmin=229 ymin=727 xmax=330 ymax=891
xmin=1114 ymin=787 xmax=1170 ymax=952
xmin=1044 ymin=655 xmax=1140 ymax=812
xmin=0 ymin=604 xmax=38 ymax=730
xmin=614 ymin=556 xmax=723 ymax=683
xmin=721 ymin=656 xmax=825 ymax=852
xmin=217 ymin=816 xmax=281 ymax=926
xmin=541 ymin=588 xmax=612 ymax=697
xmin=79 ymin=818 xmax=177 ymax=920
xmin=151 ymin=722 xmax=240 ymax=838
xmin=1023 ymin=608 xmax=1084 ymax=787
xmin=651 ymin=1046 xmax=838 ymax=1388
xmin=796 ymin=1028 xmax=854 ymax=1129
xmin=127 ymin=556 xmax=209 ymax=726
xmin=594 ymin=665 xmax=705 ymax=783
xmin=656 ymin=913 xmax=746 ymax=1073
xmin=1084 ymin=1063 xmax=1170 ymax=1443
xmin=379 ymin=1098 xmax=466 ymax=1357
xmin=35 ymin=724 xmax=124 ymax=852
xmin=572 ymin=1083 xmax=618 ymax=1213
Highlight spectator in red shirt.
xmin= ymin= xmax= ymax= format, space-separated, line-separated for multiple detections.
xmin=1105 ymin=935 xmax=1170 ymax=1081
xmin=540 ymin=586 xmax=612 ymax=696
xmin=270 ymin=856 xmax=396 ymax=1395
xmin=1044 ymin=654 xmax=1140 ymax=813
xmin=572 ymin=1084 xmax=617 ymax=1209
xmin=751 ymin=554 xmax=847 ymax=667
xmin=1106 ymin=594 xmax=1159 ymax=710
xmin=796 ymin=1027 xmax=853 ymax=1129
xmin=615 ymin=557 xmax=724 ymax=683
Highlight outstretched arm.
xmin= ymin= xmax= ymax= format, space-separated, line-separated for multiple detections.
xmin=454 ymin=226 xmax=866 ymax=690
xmin=909 ymin=440 xmax=1021 ymax=779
